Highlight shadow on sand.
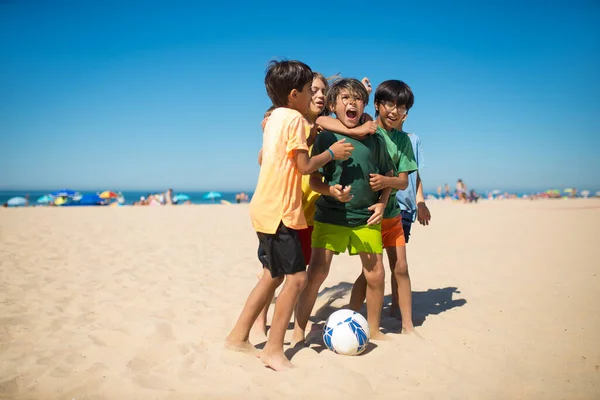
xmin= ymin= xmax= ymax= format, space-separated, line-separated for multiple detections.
xmin=264 ymin=283 xmax=467 ymax=357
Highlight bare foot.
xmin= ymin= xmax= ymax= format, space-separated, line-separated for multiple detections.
xmin=224 ymin=338 xmax=258 ymax=354
xmin=369 ymin=330 xmax=391 ymax=341
xmin=258 ymin=351 xmax=295 ymax=371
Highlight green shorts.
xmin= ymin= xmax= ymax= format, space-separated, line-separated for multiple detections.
xmin=312 ymin=221 xmax=382 ymax=255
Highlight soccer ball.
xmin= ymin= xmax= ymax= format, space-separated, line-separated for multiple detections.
xmin=322 ymin=309 xmax=370 ymax=356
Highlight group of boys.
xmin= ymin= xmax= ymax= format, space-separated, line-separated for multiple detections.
xmin=225 ymin=60 xmax=431 ymax=371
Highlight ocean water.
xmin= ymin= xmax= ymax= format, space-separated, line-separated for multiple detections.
xmin=2 ymin=188 xmax=598 ymax=206
xmin=0 ymin=190 xmax=253 ymax=206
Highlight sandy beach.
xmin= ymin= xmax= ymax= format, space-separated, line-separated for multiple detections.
xmin=1 ymin=199 xmax=599 ymax=399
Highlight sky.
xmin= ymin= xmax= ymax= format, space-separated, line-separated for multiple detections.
xmin=1 ymin=0 xmax=599 ymax=192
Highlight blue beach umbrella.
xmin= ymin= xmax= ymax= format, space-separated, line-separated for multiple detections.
xmin=51 ymin=189 xmax=77 ymax=198
xmin=6 ymin=197 xmax=27 ymax=207
xmin=203 ymin=191 xmax=222 ymax=200
xmin=173 ymin=194 xmax=190 ymax=203
xmin=37 ymin=195 xmax=53 ymax=204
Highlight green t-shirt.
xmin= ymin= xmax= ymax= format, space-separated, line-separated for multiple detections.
xmin=379 ymin=127 xmax=418 ymax=219
xmin=311 ymin=130 xmax=394 ymax=227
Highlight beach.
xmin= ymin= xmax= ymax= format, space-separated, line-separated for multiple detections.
xmin=1 ymin=199 xmax=599 ymax=399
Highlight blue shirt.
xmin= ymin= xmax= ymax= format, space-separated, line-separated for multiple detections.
xmin=395 ymin=133 xmax=425 ymax=222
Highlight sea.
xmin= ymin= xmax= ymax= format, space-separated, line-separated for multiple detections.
xmin=0 ymin=190 xmax=253 ymax=206
xmin=3 ymin=188 xmax=597 ymax=207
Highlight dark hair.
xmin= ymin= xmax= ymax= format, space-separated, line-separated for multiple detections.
xmin=264 ymin=60 xmax=313 ymax=107
xmin=374 ymin=80 xmax=414 ymax=115
xmin=326 ymin=78 xmax=369 ymax=112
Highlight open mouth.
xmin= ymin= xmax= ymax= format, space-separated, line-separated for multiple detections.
xmin=346 ymin=110 xmax=357 ymax=119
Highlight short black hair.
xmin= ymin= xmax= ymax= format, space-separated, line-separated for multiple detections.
xmin=326 ymin=78 xmax=369 ymax=111
xmin=374 ymin=80 xmax=414 ymax=112
xmin=264 ymin=60 xmax=313 ymax=107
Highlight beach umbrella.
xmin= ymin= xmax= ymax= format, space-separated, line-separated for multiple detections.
xmin=203 ymin=191 xmax=222 ymax=200
xmin=51 ymin=189 xmax=77 ymax=197
xmin=6 ymin=197 xmax=27 ymax=207
xmin=563 ymin=188 xmax=575 ymax=193
xmin=580 ymin=190 xmax=590 ymax=198
xmin=36 ymin=195 xmax=53 ymax=204
xmin=173 ymin=194 xmax=190 ymax=203
xmin=99 ymin=191 xmax=118 ymax=199
xmin=78 ymin=194 xmax=104 ymax=206
xmin=491 ymin=189 xmax=502 ymax=195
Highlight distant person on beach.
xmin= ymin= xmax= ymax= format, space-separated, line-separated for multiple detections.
xmin=456 ymin=179 xmax=468 ymax=202
xmin=347 ymin=80 xmax=425 ymax=333
xmin=468 ymin=189 xmax=480 ymax=203
xmin=293 ymin=78 xmax=394 ymax=344
xmin=225 ymin=60 xmax=353 ymax=371
xmin=444 ymin=183 xmax=450 ymax=199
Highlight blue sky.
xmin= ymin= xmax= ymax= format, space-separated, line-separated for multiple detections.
xmin=1 ymin=1 xmax=599 ymax=192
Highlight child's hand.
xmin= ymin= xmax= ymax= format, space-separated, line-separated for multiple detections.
xmin=329 ymin=184 xmax=353 ymax=202
xmin=367 ymin=202 xmax=384 ymax=225
xmin=417 ymin=202 xmax=431 ymax=226
xmin=354 ymin=121 xmax=378 ymax=137
xmin=361 ymin=77 xmax=372 ymax=96
xmin=329 ymin=139 xmax=354 ymax=161
xmin=369 ymin=173 xmax=389 ymax=191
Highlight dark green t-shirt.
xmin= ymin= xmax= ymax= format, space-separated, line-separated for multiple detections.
xmin=311 ymin=130 xmax=394 ymax=227
xmin=379 ymin=127 xmax=418 ymax=219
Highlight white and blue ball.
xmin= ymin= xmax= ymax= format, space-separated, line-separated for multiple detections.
xmin=322 ymin=309 xmax=370 ymax=356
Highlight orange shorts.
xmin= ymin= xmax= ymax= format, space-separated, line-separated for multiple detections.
xmin=381 ymin=216 xmax=406 ymax=248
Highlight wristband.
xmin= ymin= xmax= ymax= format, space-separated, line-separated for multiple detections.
xmin=327 ymin=148 xmax=335 ymax=160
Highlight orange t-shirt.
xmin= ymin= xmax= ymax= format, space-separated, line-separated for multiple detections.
xmin=250 ymin=108 xmax=310 ymax=234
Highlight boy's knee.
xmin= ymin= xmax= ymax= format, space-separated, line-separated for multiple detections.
xmin=364 ymin=263 xmax=385 ymax=284
xmin=393 ymin=260 xmax=409 ymax=277
xmin=287 ymin=271 xmax=308 ymax=291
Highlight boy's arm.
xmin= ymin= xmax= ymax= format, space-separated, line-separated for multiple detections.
xmin=369 ymin=171 xmax=409 ymax=191
xmin=367 ymin=170 xmax=394 ymax=226
xmin=295 ymin=137 xmax=353 ymax=175
xmin=309 ymin=173 xmax=353 ymax=202
xmin=416 ymin=172 xmax=431 ymax=225
xmin=316 ymin=115 xmax=377 ymax=139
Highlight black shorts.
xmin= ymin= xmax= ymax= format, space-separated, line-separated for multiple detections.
xmin=401 ymin=210 xmax=413 ymax=243
xmin=257 ymin=222 xmax=306 ymax=278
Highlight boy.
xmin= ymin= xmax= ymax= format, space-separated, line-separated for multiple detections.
xmin=349 ymin=80 xmax=428 ymax=334
xmin=225 ymin=60 xmax=353 ymax=371
xmin=292 ymin=78 xmax=394 ymax=343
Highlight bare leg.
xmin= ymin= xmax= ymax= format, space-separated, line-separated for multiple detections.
xmin=259 ymin=271 xmax=307 ymax=371
xmin=359 ymin=252 xmax=386 ymax=340
xmin=292 ymin=248 xmax=334 ymax=344
xmin=226 ymin=268 xmax=283 ymax=352
xmin=251 ymin=269 xmax=275 ymax=338
xmin=387 ymin=249 xmax=400 ymax=318
xmin=387 ymin=246 xmax=414 ymax=332
xmin=348 ymin=272 xmax=366 ymax=311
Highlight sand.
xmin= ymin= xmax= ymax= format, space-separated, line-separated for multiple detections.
xmin=1 ymin=199 xmax=599 ymax=399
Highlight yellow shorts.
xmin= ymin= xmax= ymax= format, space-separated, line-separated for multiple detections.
xmin=312 ymin=221 xmax=382 ymax=255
